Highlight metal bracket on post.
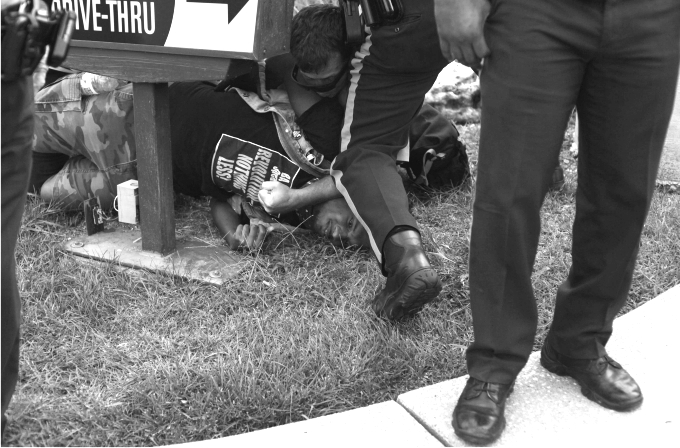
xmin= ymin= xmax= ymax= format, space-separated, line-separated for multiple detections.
xmin=132 ymin=82 xmax=176 ymax=255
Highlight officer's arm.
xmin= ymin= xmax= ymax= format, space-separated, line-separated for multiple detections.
xmin=258 ymin=176 xmax=342 ymax=215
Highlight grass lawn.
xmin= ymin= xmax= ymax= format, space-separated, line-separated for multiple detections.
xmin=3 ymin=116 xmax=679 ymax=446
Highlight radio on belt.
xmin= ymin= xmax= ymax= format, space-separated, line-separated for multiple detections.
xmin=117 ymin=180 xmax=139 ymax=224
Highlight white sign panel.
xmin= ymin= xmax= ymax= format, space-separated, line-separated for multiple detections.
xmin=50 ymin=0 xmax=258 ymax=53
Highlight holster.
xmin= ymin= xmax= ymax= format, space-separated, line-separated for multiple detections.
xmin=341 ymin=0 xmax=404 ymax=47
xmin=2 ymin=4 xmax=40 ymax=82
xmin=1 ymin=1 xmax=75 ymax=82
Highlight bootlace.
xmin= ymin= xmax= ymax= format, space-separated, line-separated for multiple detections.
xmin=467 ymin=380 xmax=501 ymax=403
xmin=594 ymin=355 xmax=621 ymax=374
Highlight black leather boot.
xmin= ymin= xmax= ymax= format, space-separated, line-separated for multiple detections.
xmin=540 ymin=343 xmax=643 ymax=411
xmin=372 ymin=230 xmax=442 ymax=320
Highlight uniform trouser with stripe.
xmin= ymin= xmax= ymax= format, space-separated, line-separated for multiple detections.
xmin=330 ymin=0 xmax=448 ymax=264
xmin=467 ymin=0 xmax=680 ymax=385
xmin=2 ymin=76 xmax=34 ymax=434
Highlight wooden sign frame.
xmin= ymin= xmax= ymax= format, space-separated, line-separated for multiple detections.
xmin=62 ymin=0 xmax=294 ymax=82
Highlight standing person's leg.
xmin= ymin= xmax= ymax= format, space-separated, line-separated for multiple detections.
xmin=331 ymin=0 xmax=448 ymax=320
xmin=542 ymin=0 xmax=680 ymax=410
xmin=1 ymin=75 xmax=34 ymax=437
xmin=467 ymin=0 xmax=591 ymax=387
xmin=453 ymin=0 xmax=599 ymax=443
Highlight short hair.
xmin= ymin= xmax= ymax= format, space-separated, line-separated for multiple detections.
xmin=290 ymin=4 xmax=352 ymax=73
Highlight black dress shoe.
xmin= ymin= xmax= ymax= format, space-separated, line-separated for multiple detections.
xmin=549 ymin=165 xmax=565 ymax=191
xmin=372 ymin=230 xmax=441 ymax=320
xmin=540 ymin=343 xmax=643 ymax=411
xmin=452 ymin=377 xmax=514 ymax=446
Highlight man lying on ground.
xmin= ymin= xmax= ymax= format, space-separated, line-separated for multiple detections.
xmin=30 ymin=72 xmax=466 ymax=251
xmin=29 ymin=73 xmax=370 ymax=250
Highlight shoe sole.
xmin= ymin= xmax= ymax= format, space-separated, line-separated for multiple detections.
xmin=373 ymin=268 xmax=442 ymax=321
xmin=451 ymin=384 xmax=514 ymax=446
xmin=540 ymin=355 xmax=643 ymax=412
xmin=452 ymin=411 xmax=506 ymax=446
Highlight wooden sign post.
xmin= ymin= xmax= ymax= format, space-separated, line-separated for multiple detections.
xmin=51 ymin=0 xmax=294 ymax=256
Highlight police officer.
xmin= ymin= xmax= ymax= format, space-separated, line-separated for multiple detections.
xmin=2 ymin=0 xmax=35 ymax=435
xmin=260 ymin=0 xmax=453 ymax=321
xmin=436 ymin=0 xmax=680 ymax=445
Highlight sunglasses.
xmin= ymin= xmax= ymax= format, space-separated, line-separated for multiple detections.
xmin=291 ymin=64 xmax=348 ymax=93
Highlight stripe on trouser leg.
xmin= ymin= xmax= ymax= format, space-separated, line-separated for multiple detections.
xmin=331 ymin=26 xmax=382 ymax=262
xmin=397 ymin=142 xmax=410 ymax=162
xmin=332 ymin=169 xmax=382 ymax=262
xmin=340 ymin=26 xmax=372 ymax=153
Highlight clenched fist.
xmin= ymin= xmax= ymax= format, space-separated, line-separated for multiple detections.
xmin=258 ymin=181 xmax=298 ymax=215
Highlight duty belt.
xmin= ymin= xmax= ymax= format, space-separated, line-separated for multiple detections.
xmin=340 ymin=0 xmax=404 ymax=46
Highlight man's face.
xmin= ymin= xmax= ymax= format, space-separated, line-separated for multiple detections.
xmin=294 ymin=52 xmax=348 ymax=97
xmin=309 ymin=197 xmax=369 ymax=248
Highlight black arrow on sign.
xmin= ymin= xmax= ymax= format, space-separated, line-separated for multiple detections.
xmin=186 ymin=0 xmax=250 ymax=24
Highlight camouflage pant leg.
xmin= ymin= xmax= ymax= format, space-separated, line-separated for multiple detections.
xmin=34 ymin=75 xmax=137 ymax=209
xmin=47 ymin=155 xmax=120 ymax=211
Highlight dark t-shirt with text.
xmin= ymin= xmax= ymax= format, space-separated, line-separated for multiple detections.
xmin=169 ymin=82 xmax=343 ymax=205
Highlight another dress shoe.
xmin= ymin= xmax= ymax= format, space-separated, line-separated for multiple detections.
xmin=372 ymin=230 xmax=442 ymax=320
xmin=549 ymin=165 xmax=565 ymax=191
xmin=452 ymin=377 xmax=514 ymax=445
xmin=540 ymin=343 xmax=643 ymax=411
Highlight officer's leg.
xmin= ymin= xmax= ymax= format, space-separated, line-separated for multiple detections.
xmin=546 ymin=0 xmax=680 ymax=359
xmin=465 ymin=0 xmax=588 ymax=386
xmin=333 ymin=68 xmax=438 ymax=256
xmin=452 ymin=0 xmax=595 ymax=444
xmin=330 ymin=0 xmax=448 ymax=320
xmin=2 ymin=76 xmax=34 ymax=437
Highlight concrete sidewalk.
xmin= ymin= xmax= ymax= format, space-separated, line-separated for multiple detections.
xmin=188 ymin=285 xmax=678 ymax=447
xmin=398 ymin=285 xmax=679 ymax=446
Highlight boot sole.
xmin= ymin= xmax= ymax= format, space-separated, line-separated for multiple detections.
xmin=373 ymin=268 xmax=442 ymax=321
xmin=453 ymin=420 xmax=505 ymax=447
xmin=540 ymin=355 xmax=643 ymax=412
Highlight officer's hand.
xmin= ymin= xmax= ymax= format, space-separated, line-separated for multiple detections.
xmin=230 ymin=223 xmax=271 ymax=251
xmin=434 ymin=0 xmax=491 ymax=70
xmin=258 ymin=181 xmax=296 ymax=214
